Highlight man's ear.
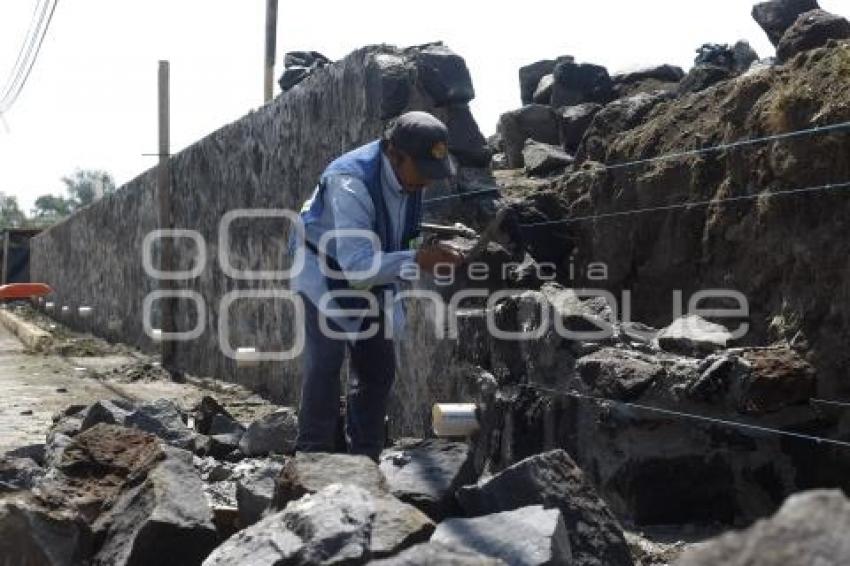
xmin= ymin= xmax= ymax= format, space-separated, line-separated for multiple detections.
xmin=385 ymin=144 xmax=404 ymax=168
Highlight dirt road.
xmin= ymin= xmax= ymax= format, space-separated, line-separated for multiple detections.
xmin=0 ymin=316 xmax=274 ymax=454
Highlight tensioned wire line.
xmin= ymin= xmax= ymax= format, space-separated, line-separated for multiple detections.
xmin=518 ymin=383 xmax=850 ymax=449
xmin=422 ymin=119 xmax=850 ymax=206
xmin=591 ymin=119 xmax=850 ymax=173
xmin=518 ymin=180 xmax=850 ymax=228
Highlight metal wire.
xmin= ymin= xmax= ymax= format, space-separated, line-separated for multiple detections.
xmin=592 ymin=120 xmax=850 ymax=173
xmin=519 ymin=383 xmax=850 ymax=449
xmin=810 ymin=398 xmax=850 ymax=409
xmin=518 ymin=180 xmax=850 ymax=228
xmin=424 ymin=187 xmax=501 ymax=205
xmin=422 ymin=119 xmax=850 ymax=207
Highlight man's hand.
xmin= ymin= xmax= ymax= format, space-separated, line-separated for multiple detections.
xmin=415 ymin=245 xmax=465 ymax=273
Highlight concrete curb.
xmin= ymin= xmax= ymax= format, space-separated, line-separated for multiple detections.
xmin=0 ymin=308 xmax=51 ymax=351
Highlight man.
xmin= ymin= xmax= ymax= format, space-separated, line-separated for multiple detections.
xmin=291 ymin=111 xmax=463 ymax=460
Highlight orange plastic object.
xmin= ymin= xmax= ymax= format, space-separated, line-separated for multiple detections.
xmin=0 ymin=283 xmax=53 ymax=300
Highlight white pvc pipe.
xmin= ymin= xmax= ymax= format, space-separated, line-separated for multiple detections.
xmin=432 ymin=403 xmax=479 ymax=437
xmin=78 ymin=306 xmax=93 ymax=318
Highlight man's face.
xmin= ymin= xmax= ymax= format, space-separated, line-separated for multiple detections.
xmin=387 ymin=145 xmax=433 ymax=192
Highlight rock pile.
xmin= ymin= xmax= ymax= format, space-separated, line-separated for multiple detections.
xmin=1 ymin=404 xmax=644 ymax=565
xmin=494 ymin=1 xmax=850 ymax=172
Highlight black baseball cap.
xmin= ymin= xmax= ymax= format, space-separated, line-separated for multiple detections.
xmin=384 ymin=111 xmax=455 ymax=180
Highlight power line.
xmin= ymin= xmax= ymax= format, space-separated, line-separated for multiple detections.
xmin=0 ymin=0 xmax=46 ymax=104
xmin=0 ymin=0 xmax=59 ymax=114
xmin=518 ymin=180 xmax=850 ymax=229
xmin=519 ymin=383 xmax=850 ymax=450
xmin=3 ymin=0 xmax=59 ymax=111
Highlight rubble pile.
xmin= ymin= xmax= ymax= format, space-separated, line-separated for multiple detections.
xmin=493 ymin=0 xmax=850 ymax=173
xmin=1 ymin=394 xmax=646 ymax=565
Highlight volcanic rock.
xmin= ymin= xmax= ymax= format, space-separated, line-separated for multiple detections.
xmin=431 ymin=505 xmax=572 ymax=565
xmin=284 ymin=51 xmax=331 ymax=69
xmin=371 ymin=494 xmax=436 ymax=558
xmin=532 ymin=74 xmax=555 ymax=105
xmin=577 ymin=348 xmax=665 ymax=401
xmin=238 ymin=409 xmax=298 ymax=457
xmin=551 ymin=61 xmax=614 ymax=108
xmin=371 ymin=541 xmax=507 ymax=565
xmin=0 ymin=456 xmax=43 ymax=493
xmin=279 ymin=51 xmax=331 ymax=92
xmin=194 ymin=396 xmax=241 ymax=436
xmin=737 ymin=348 xmax=817 ymax=414
xmin=613 ymin=65 xmax=685 ymax=86
xmin=378 ymin=438 xmax=476 ymax=520
xmin=676 ymin=490 xmax=850 ymax=565
xmin=678 ymin=64 xmax=733 ymax=94
xmin=34 ymin=424 xmax=164 ymax=521
xmin=446 ymin=104 xmax=493 ymax=167
xmin=776 ymin=9 xmax=850 ymax=62
xmin=557 ymin=103 xmax=602 ymax=153
xmin=413 ymin=44 xmax=475 ymax=105
xmin=92 ymin=446 xmax=217 ymax=566
xmin=80 ymin=400 xmax=133 ymax=432
xmin=4 ymin=443 xmax=46 ymax=466
xmin=732 ymin=40 xmax=761 ymax=72
xmin=498 ymin=104 xmax=561 ymax=168
xmin=522 ymin=140 xmax=574 ymax=176
xmin=125 ymin=399 xmax=197 ymax=450
xmin=272 ymin=452 xmax=388 ymax=510
xmin=753 ymin=0 xmax=821 ymax=45
xmin=236 ymin=459 xmax=285 ymax=526
xmin=0 ymin=500 xmax=93 ymax=566
xmin=519 ymin=57 xmax=574 ymax=105
xmin=457 ymin=449 xmax=633 ymax=566
xmin=656 ymin=315 xmax=733 ymax=357
xmin=204 ymin=484 xmax=374 ymax=566
xmin=577 ymin=90 xmax=674 ymax=162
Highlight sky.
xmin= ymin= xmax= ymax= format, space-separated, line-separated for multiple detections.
xmin=1 ymin=0 xmax=848 ymax=213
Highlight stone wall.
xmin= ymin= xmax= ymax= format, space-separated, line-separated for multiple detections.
xmin=30 ymin=44 xmax=494 ymax=435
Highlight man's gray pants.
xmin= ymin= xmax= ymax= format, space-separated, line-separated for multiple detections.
xmin=295 ymin=295 xmax=395 ymax=461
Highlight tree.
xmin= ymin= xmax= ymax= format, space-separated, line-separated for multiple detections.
xmin=30 ymin=168 xmax=117 ymax=224
xmin=0 ymin=192 xmax=26 ymax=230
xmin=61 ymin=169 xmax=116 ymax=208
xmin=31 ymin=194 xmax=73 ymax=220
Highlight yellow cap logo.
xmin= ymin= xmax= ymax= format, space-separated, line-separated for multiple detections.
xmin=431 ymin=142 xmax=448 ymax=160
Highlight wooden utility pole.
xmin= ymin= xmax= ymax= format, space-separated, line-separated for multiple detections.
xmin=264 ymin=0 xmax=279 ymax=103
xmin=157 ymin=60 xmax=176 ymax=372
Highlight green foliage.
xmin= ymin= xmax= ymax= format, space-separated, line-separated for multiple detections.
xmin=61 ymin=169 xmax=116 ymax=208
xmin=0 ymin=192 xmax=26 ymax=230
xmin=31 ymin=194 xmax=73 ymax=220
xmin=30 ymin=168 xmax=117 ymax=224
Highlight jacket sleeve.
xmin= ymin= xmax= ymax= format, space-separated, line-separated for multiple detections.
xmin=326 ymin=174 xmax=417 ymax=288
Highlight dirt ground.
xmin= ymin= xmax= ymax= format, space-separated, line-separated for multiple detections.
xmin=0 ymin=303 xmax=279 ymax=453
